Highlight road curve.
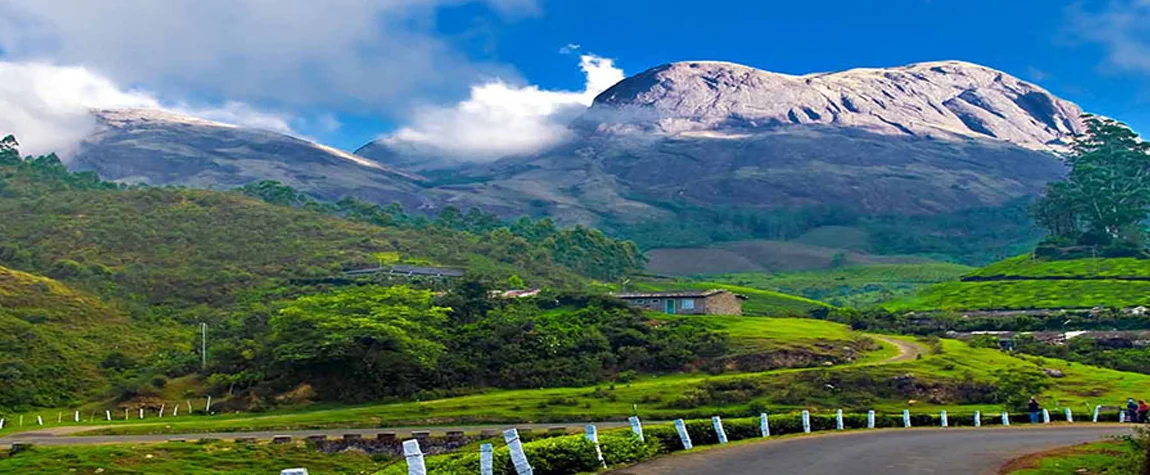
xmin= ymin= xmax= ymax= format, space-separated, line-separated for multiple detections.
xmin=873 ymin=335 xmax=926 ymax=363
xmin=610 ymin=425 xmax=1133 ymax=475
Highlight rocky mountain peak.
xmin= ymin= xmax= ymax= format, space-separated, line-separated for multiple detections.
xmin=583 ymin=60 xmax=1085 ymax=152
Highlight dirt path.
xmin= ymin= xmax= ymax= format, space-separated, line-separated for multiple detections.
xmin=873 ymin=335 xmax=926 ymax=363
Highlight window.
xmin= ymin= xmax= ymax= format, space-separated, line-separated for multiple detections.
xmin=634 ymin=299 xmax=646 ymax=304
xmin=681 ymin=298 xmax=695 ymax=310
xmin=650 ymin=299 xmax=661 ymax=304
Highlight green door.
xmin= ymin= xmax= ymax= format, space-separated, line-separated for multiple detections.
xmin=665 ymin=299 xmax=676 ymax=314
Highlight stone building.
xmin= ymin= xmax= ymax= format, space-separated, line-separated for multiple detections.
xmin=612 ymin=289 xmax=746 ymax=315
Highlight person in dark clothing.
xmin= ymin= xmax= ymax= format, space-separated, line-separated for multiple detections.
xmin=1027 ymin=397 xmax=1041 ymax=423
xmin=1128 ymin=399 xmax=1139 ymax=422
xmin=1138 ymin=400 xmax=1148 ymax=423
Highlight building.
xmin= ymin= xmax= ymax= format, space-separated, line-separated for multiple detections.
xmin=612 ymin=289 xmax=746 ymax=315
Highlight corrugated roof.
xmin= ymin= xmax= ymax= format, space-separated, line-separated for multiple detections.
xmin=612 ymin=289 xmax=736 ymax=299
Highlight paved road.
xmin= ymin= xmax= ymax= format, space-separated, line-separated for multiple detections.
xmin=611 ymin=425 xmax=1134 ymax=475
xmin=0 ymin=422 xmax=630 ymax=448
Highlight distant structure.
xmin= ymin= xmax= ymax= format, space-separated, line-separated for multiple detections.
xmin=341 ymin=265 xmax=465 ymax=279
xmin=491 ymin=289 xmax=542 ymax=299
xmin=612 ymin=289 xmax=746 ymax=315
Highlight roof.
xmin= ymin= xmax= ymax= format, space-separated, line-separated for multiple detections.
xmin=612 ymin=289 xmax=746 ymax=299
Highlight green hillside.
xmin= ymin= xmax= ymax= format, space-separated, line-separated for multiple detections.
xmin=0 ymin=266 xmax=160 ymax=409
xmin=705 ymin=263 xmax=972 ymax=307
xmin=632 ymin=279 xmax=831 ymax=315
xmin=886 ymin=255 xmax=1150 ymax=311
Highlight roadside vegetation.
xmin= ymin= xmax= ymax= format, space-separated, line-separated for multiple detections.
xmin=0 ymin=441 xmax=383 ymax=475
xmin=1002 ymin=430 xmax=1149 ymax=475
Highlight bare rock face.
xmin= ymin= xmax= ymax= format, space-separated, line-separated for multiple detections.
xmin=70 ymin=109 xmax=430 ymax=209
xmin=433 ymin=60 xmax=1083 ymax=223
xmin=582 ymin=60 xmax=1084 ymax=151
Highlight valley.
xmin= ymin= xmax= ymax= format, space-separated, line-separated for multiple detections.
xmin=1 ymin=49 xmax=1148 ymax=475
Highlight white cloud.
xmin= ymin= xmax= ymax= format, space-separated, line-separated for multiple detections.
xmin=383 ymin=54 xmax=625 ymax=160
xmin=0 ymin=61 xmax=297 ymax=157
xmin=0 ymin=0 xmax=537 ymax=113
xmin=1069 ymin=0 xmax=1150 ymax=74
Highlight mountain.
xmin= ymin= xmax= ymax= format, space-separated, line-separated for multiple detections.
xmin=70 ymin=109 xmax=431 ymax=210
xmin=429 ymin=60 xmax=1084 ymax=224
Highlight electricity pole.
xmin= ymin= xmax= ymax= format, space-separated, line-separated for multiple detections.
xmin=200 ymin=322 xmax=207 ymax=370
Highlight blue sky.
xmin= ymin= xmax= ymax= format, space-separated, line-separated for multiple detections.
xmin=0 ymin=0 xmax=1147 ymax=157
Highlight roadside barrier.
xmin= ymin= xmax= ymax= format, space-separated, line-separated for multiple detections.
xmin=390 ymin=407 xmax=1129 ymax=475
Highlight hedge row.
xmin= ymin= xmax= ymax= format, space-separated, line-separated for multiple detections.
xmin=374 ymin=410 xmax=1120 ymax=475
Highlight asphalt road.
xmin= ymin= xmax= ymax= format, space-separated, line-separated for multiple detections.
xmin=0 ymin=422 xmax=631 ymax=447
xmin=610 ymin=425 xmax=1134 ymax=475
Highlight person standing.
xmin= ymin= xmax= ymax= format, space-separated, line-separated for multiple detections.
xmin=1127 ymin=398 xmax=1138 ymax=422
xmin=1138 ymin=400 xmax=1148 ymax=423
xmin=1027 ymin=397 xmax=1041 ymax=424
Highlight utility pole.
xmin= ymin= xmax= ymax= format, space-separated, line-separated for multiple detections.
xmin=200 ymin=322 xmax=208 ymax=370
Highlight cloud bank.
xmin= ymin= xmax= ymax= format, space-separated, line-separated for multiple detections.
xmin=0 ymin=62 xmax=295 ymax=157
xmin=0 ymin=0 xmax=536 ymax=113
xmin=383 ymin=54 xmax=625 ymax=160
xmin=1070 ymin=0 xmax=1150 ymax=74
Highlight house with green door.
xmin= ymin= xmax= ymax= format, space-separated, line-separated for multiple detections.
xmin=612 ymin=289 xmax=746 ymax=315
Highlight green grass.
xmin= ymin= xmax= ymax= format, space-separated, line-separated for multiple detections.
xmin=48 ymin=335 xmax=1150 ymax=437
xmin=0 ymin=441 xmax=384 ymax=475
xmin=0 ymin=266 xmax=163 ymax=408
xmin=705 ymin=263 xmax=973 ymax=307
xmin=884 ymin=279 xmax=1150 ymax=311
xmin=969 ymin=255 xmax=1150 ymax=280
xmin=632 ymin=280 xmax=831 ymax=315
xmin=1003 ymin=440 xmax=1136 ymax=474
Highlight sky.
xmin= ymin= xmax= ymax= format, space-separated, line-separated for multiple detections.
xmin=0 ymin=0 xmax=1147 ymax=159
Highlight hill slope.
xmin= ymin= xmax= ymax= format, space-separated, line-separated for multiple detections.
xmin=71 ymin=109 xmax=429 ymax=209
xmin=0 ymin=266 xmax=156 ymax=409
xmin=430 ymin=60 xmax=1082 ymax=225
xmin=886 ymin=255 xmax=1150 ymax=311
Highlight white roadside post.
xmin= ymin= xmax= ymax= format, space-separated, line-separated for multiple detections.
xmin=36 ymin=415 xmax=43 ymax=426
xmin=1065 ymin=407 xmax=1074 ymax=422
xmin=105 ymin=410 xmax=112 ymax=421
xmin=974 ymin=411 xmax=981 ymax=427
xmin=504 ymin=428 xmax=534 ymax=475
xmin=759 ymin=413 xmax=770 ymax=437
xmin=585 ymin=425 xmax=605 ymax=467
xmin=139 ymin=408 xmax=144 ymax=420
xmin=940 ymin=410 xmax=948 ymax=428
xmin=674 ymin=419 xmax=694 ymax=450
xmin=480 ymin=443 xmax=494 ymax=475
xmin=1092 ymin=405 xmax=1101 ymax=423
xmin=1002 ymin=411 xmax=1010 ymax=426
xmin=712 ymin=416 xmax=728 ymax=444
xmin=124 ymin=408 xmax=129 ymax=421
xmin=0 ymin=419 xmax=4 ymax=429
xmin=159 ymin=404 xmax=165 ymax=418
xmin=205 ymin=396 xmax=212 ymax=414
xmin=902 ymin=409 xmax=911 ymax=428
xmin=628 ymin=416 xmax=644 ymax=442
xmin=173 ymin=404 xmax=179 ymax=417
xmin=74 ymin=411 xmax=80 ymax=423
xmin=1042 ymin=409 xmax=1050 ymax=424
xmin=18 ymin=415 xmax=22 ymax=427
xmin=866 ymin=410 xmax=875 ymax=429
xmin=402 ymin=439 xmax=426 ymax=475
xmin=1120 ymin=411 xmax=1128 ymax=423
xmin=835 ymin=410 xmax=844 ymax=431
xmin=57 ymin=412 xmax=62 ymax=424
xmin=801 ymin=410 xmax=811 ymax=433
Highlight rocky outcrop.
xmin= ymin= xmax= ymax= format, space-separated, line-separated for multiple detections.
xmin=581 ymin=60 xmax=1084 ymax=151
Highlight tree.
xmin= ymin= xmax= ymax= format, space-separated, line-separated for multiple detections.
xmin=268 ymin=286 xmax=449 ymax=400
xmin=0 ymin=135 xmax=18 ymax=165
xmin=1032 ymin=116 xmax=1150 ymax=252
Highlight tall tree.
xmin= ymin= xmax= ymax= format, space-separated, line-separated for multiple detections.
xmin=1032 ymin=116 xmax=1150 ymax=248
